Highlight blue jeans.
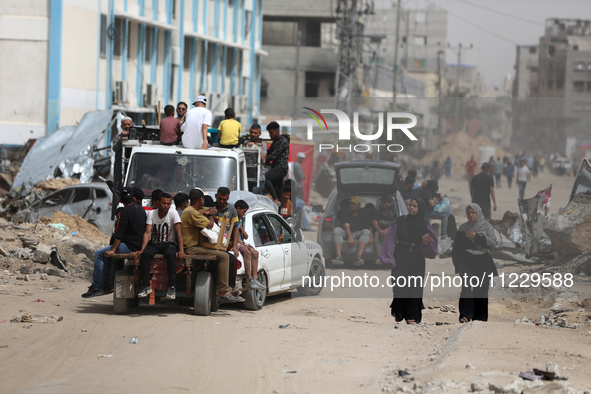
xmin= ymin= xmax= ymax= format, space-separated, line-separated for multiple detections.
xmin=425 ymin=210 xmax=448 ymax=237
xmin=91 ymin=243 xmax=132 ymax=289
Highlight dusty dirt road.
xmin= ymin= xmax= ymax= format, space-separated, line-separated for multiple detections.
xmin=1 ymin=170 xmax=591 ymax=393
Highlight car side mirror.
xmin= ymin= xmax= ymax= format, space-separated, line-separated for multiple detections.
xmin=294 ymin=228 xmax=304 ymax=242
xmin=312 ymin=204 xmax=324 ymax=213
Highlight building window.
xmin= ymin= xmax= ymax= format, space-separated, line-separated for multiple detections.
xmin=173 ymin=0 xmax=177 ymax=18
xmin=145 ymin=27 xmax=152 ymax=62
xmin=529 ymin=47 xmax=537 ymax=54
xmin=260 ymin=79 xmax=268 ymax=98
xmin=587 ymin=81 xmax=591 ymax=92
xmin=574 ymin=80 xmax=585 ymax=92
xmin=413 ymin=36 xmax=426 ymax=46
xmin=114 ymin=17 xmax=124 ymax=57
xmin=557 ymin=80 xmax=564 ymax=90
xmin=183 ymin=37 xmax=191 ymax=69
xmin=262 ymin=21 xmax=297 ymax=46
xmin=100 ymin=14 xmax=107 ymax=57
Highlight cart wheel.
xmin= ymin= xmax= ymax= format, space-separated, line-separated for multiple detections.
xmin=243 ymin=271 xmax=267 ymax=311
xmin=113 ymin=270 xmax=131 ymax=315
xmin=194 ymin=271 xmax=213 ymax=316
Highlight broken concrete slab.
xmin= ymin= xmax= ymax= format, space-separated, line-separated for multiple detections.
xmin=32 ymin=243 xmax=52 ymax=263
xmin=544 ymin=194 xmax=591 ymax=256
xmin=58 ymin=238 xmax=99 ymax=261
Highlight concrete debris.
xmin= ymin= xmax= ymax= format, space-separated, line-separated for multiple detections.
xmin=544 ymin=194 xmax=591 ymax=256
xmin=11 ymin=313 xmax=64 ymax=323
xmin=32 ymin=243 xmax=52 ymax=263
xmin=440 ymin=305 xmax=456 ymax=313
xmin=545 ymin=361 xmax=560 ymax=376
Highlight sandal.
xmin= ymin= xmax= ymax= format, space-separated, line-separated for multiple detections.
xmin=459 ymin=317 xmax=469 ymax=323
xmin=218 ymin=293 xmax=240 ymax=303
xmin=406 ymin=319 xmax=417 ymax=325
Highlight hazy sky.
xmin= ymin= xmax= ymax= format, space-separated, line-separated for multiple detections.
xmin=375 ymin=0 xmax=590 ymax=90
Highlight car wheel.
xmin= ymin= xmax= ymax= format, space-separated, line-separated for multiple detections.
xmin=243 ymin=271 xmax=267 ymax=310
xmin=297 ymin=257 xmax=325 ymax=296
xmin=113 ymin=271 xmax=132 ymax=315
xmin=194 ymin=271 xmax=213 ymax=316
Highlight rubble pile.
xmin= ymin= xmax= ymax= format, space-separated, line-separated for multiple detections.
xmin=0 ymin=215 xmax=109 ymax=280
xmin=419 ymin=131 xmax=512 ymax=175
xmin=544 ymin=194 xmax=591 ymax=256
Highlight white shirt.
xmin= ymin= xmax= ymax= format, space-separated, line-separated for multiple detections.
xmin=147 ymin=209 xmax=181 ymax=243
xmin=182 ymin=106 xmax=212 ymax=149
xmin=517 ymin=165 xmax=530 ymax=182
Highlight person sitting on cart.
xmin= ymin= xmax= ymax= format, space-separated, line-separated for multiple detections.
xmin=81 ymin=187 xmax=146 ymax=298
xmin=134 ymin=193 xmax=185 ymax=300
xmin=181 ymin=188 xmax=242 ymax=303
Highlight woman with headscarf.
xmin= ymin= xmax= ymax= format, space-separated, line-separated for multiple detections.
xmin=380 ymin=198 xmax=438 ymax=324
xmin=452 ymin=203 xmax=499 ymax=323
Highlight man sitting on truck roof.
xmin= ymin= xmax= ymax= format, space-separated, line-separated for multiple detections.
xmin=82 ymin=187 xmax=146 ymax=298
xmin=134 ymin=193 xmax=185 ymax=300
xmin=181 ymin=95 xmax=211 ymax=150
xmin=181 ymin=188 xmax=242 ymax=303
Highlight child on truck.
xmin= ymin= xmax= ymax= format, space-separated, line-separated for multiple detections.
xmin=217 ymin=108 xmax=242 ymax=149
xmin=234 ymin=200 xmax=265 ymax=289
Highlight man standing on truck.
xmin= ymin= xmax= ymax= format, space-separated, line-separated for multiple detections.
xmin=182 ymin=95 xmax=211 ymax=150
xmin=134 ymin=193 xmax=185 ymax=300
xmin=82 ymin=187 xmax=146 ymax=298
xmin=264 ymin=121 xmax=289 ymax=205
xmin=181 ymin=188 xmax=241 ymax=303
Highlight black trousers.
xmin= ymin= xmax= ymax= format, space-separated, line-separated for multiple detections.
xmin=264 ymin=167 xmax=287 ymax=201
xmin=458 ymin=276 xmax=490 ymax=321
xmin=140 ymin=242 xmax=178 ymax=288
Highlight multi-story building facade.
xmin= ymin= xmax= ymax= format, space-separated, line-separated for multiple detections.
xmin=365 ymin=6 xmax=447 ymax=98
xmin=0 ymin=0 xmax=263 ymax=145
xmin=260 ymin=0 xmax=342 ymax=116
xmin=512 ymin=18 xmax=591 ymax=153
xmin=513 ymin=45 xmax=539 ymax=98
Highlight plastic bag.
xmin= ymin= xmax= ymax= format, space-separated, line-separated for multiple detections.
xmin=200 ymin=223 xmax=228 ymax=246
xmin=433 ymin=197 xmax=451 ymax=214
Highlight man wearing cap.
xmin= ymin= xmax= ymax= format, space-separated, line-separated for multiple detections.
xmin=470 ymin=162 xmax=497 ymax=219
xmin=182 ymin=95 xmax=212 ymax=150
xmin=181 ymin=188 xmax=240 ymax=302
xmin=332 ymin=196 xmax=372 ymax=267
xmin=82 ymin=187 xmax=147 ymax=298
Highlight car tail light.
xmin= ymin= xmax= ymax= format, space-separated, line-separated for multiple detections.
xmin=321 ymin=215 xmax=333 ymax=232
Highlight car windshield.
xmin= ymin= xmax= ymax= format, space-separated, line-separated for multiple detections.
xmin=339 ymin=167 xmax=396 ymax=185
xmin=125 ymin=153 xmax=237 ymax=194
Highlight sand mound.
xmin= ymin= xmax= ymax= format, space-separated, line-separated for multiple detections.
xmin=39 ymin=212 xmax=110 ymax=245
xmin=420 ymin=131 xmax=512 ymax=176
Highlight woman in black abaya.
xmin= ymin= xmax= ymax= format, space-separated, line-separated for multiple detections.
xmin=380 ymin=198 xmax=438 ymax=324
xmin=452 ymin=203 xmax=499 ymax=323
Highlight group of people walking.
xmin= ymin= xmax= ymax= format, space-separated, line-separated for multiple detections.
xmin=379 ymin=199 xmax=498 ymax=325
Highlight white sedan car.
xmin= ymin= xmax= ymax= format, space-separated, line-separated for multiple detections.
xmin=229 ymin=192 xmax=326 ymax=310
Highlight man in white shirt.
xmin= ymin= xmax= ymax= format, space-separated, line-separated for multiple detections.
xmin=181 ymin=95 xmax=212 ymax=149
xmin=134 ymin=193 xmax=185 ymax=300
xmin=517 ymin=160 xmax=531 ymax=201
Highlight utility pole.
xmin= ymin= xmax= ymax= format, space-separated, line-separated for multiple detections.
xmin=293 ymin=29 xmax=301 ymax=119
xmin=437 ymin=50 xmax=443 ymax=135
xmin=334 ymin=0 xmax=363 ymax=115
xmin=448 ymin=42 xmax=473 ymax=132
xmin=391 ymin=0 xmax=402 ymax=111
